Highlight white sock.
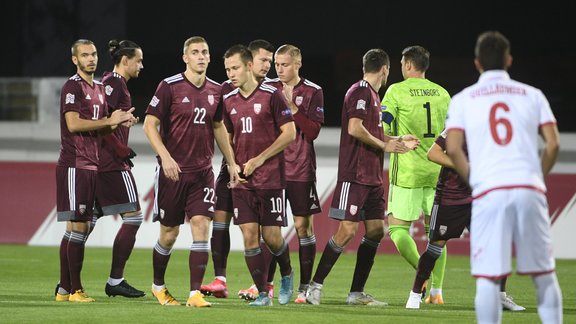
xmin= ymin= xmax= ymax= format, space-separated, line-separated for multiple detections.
xmin=107 ymin=277 xmax=124 ymax=286
xmin=475 ymin=278 xmax=501 ymax=324
xmin=152 ymin=284 xmax=165 ymax=292
xmin=189 ymin=290 xmax=200 ymax=297
xmin=215 ymin=276 xmax=226 ymax=282
xmin=430 ymin=288 xmax=442 ymax=296
xmin=57 ymin=287 xmax=69 ymax=295
xmin=534 ymin=273 xmax=563 ymax=324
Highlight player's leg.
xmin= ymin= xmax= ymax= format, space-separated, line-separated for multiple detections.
xmin=347 ymin=185 xmax=387 ymax=306
xmin=97 ymin=170 xmax=144 ymax=298
xmin=202 ymin=167 xmax=233 ymax=298
xmin=186 ymin=214 xmax=212 ymax=307
xmin=515 ymin=189 xmax=561 ymax=322
xmin=387 ymin=185 xmax=421 ymax=269
xmin=287 ymin=180 xmax=321 ymax=303
xmin=150 ymin=170 xmax=182 ymax=306
xmin=261 ymin=189 xmax=293 ymax=305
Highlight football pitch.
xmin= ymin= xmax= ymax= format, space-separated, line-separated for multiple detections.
xmin=0 ymin=245 xmax=574 ymax=323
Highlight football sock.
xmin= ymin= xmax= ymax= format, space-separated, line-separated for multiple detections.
xmin=110 ymin=213 xmax=142 ymax=279
xmin=534 ymin=273 xmax=563 ymax=323
xmin=350 ymin=236 xmax=379 ymax=292
xmin=210 ymin=222 xmax=230 ymax=277
xmin=312 ymin=237 xmax=343 ymax=285
xmin=58 ymin=231 xmax=71 ymax=292
xmin=153 ymin=241 xmax=172 ymax=286
xmin=299 ymin=235 xmax=316 ymax=286
xmin=388 ymin=225 xmax=419 ymax=269
xmin=431 ymin=245 xmax=446 ymax=290
xmin=244 ymin=247 xmax=266 ymax=292
xmin=475 ymin=278 xmax=501 ymax=324
xmin=412 ymin=242 xmax=442 ymax=293
xmin=189 ymin=241 xmax=209 ymax=291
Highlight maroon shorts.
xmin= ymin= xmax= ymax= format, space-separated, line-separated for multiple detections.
xmin=429 ymin=203 xmax=471 ymax=241
xmin=232 ymin=188 xmax=287 ymax=226
xmin=214 ymin=166 xmax=233 ymax=213
xmin=286 ymin=180 xmax=321 ymax=216
xmin=56 ymin=166 xmax=97 ymax=222
xmin=153 ymin=167 xmax=215 ymax=227
xmin=329 ymin=181 xmax=385 ymax=221
xmin=94 ymin=170 xmax=140 ymax=217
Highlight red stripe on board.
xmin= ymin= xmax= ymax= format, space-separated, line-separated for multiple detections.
xmin=0 ymin=162 xmax=56 ymax=243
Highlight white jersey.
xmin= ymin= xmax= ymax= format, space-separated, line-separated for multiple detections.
xmin=445 ymin=70 xmax=556 ymax=197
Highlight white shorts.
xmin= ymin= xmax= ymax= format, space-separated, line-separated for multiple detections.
xmin=470 ymin=188 xmax=556 ymax=278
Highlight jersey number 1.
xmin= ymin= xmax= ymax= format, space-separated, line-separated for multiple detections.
xmin=422 ymin=102 xmax=435 ymax=138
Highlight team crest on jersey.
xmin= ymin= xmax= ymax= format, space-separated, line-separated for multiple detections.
xmin=349 ymin=204 xmax=358 ymax=215
xmin=105 ymin=85 xmax=113 ymax=96
xmin=208 ymin=95 xmax=214 ymax=105
xmin=99 ymin=94 xmax=104 ymax=104
xmin=356 ymin=99 xmax=366 ymax=110
xmin=79 ymin=204 xmax=87 ymax=215
xmin=254 ymin=103 xmax=261 ymax=114
xmin=439 ymin=225 xmax=447 ymax=236
xmin=65 ymin=93 xmax=75 ymax=104
xmin=234 ymin=208 xmax=239 ymax=218
xmin=295 ymin=96 xmax=303 ymax=106
xmin=160 ymin=209 xmax=165 ymax=219
xmin=150 ymin=96 xmax=160 ymax=107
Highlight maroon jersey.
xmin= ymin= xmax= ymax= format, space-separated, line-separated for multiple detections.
xmin=266 ymin=78 xmax=324 ymax=181
xmin=223 ymin=83 xmax=293 ymax=189
xmin=434 ymin=131 xmax=473 ymax=205
xmin=337 ymin=80 xmax=385 ymax=186
xmin=100 ymin=71 xmax=132 ymax=172
xmin=58 ymin=74 xmax=109 ymax=170
xmin=145 ymin=73 xmax=223 ymax=173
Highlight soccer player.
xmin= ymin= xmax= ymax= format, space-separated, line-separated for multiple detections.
xmin=55 ymin=39 xmax=137 ymax=303
xmin=222 ymin=44 xmax=296 ymax=306
xmin=446 ymin=30 xmax=563 ymax=323
xmin=381 ymin=45 xmax=450 ymax=303
xmin=143 ymin=36 xmax=238 ymax=308
xmin=306 ymin=48 xmax=419 ymax=306
xmin=89 ymin=39 xmax=145 ymax=298
xmin=264 ymin=44 xmax=324 ymax=304
xmin=200 ymin=40 xmax=276 ymax=300
xmin=405 ymin=130 xmax=525 ymax=311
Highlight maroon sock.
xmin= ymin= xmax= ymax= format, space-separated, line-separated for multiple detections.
xmin=110 ymin=222 xmax=139 ymax=279
xmin=273 ymin=241 xmax=292 ymax=277
xmin=189 ymin=241 xmax=209 ymax=291
xmin=210 ymin=222 xmax=230 ymax=277
xmin=350 ymin=237 xmax=379 ymax=292
xmin=312 ymin=238 xmax=343 ymax=285
xmin=152 ymin=242 xmax=172 ymax=286
xmin=412 ymin=243 xmax=442 ymax=293
xmin=68 ymin=231 xmax=87 ymax=292
xmin=244 ymin=248 xmax=266 ymax=292
xmin=58 ymin=232 xmax=71 ymax=292
xmin=298 ymin=235 xmax=316 ymax=286
xmin=260 ymin=239 xmax=276 ymax=282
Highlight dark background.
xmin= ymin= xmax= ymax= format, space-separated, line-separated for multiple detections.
xmin=2 ymin=0 xmax=575 ymax=131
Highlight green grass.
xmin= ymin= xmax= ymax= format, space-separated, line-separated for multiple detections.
xmin=0 ymin=245 xmax=574 ymax=323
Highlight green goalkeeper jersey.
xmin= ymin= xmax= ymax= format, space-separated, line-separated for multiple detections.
xmin=381 ymin=77 xmax=450 ymax=188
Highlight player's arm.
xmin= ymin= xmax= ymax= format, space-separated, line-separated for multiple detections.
xmin=427 ymin=142 xmax=454 ymax=168
xmin=349 ymin=117 xmax=414 ymax=153
xmin=242 ymin=121 xmax=296 ymax=177
xmin=213 ymin=120 xmax=241 ymax=184
xmin=65 ymin=108 xmax=135 ymax=134
xmin=539 ymin=123 xmax=560 ymax=176
xmin=445 ymin=129 xmax=469 ymax=183
xmin=142 ymin=114 xmax=181 ymax=182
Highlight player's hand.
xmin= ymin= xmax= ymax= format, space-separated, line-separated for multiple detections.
xmin=161 ymin=156 xmax=181 ymax=182
xmin=384 ymin=139 xmax=411 ymax=153
xmin=123 ymin=147 xmax=137 ymax=168
xmin=242 ymin=156 xmax=265 ymax=178
xmin=399 ymin=135 xmax=420 ymax=150
xmin=227 ymin=163 xmax=246 ymax=188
